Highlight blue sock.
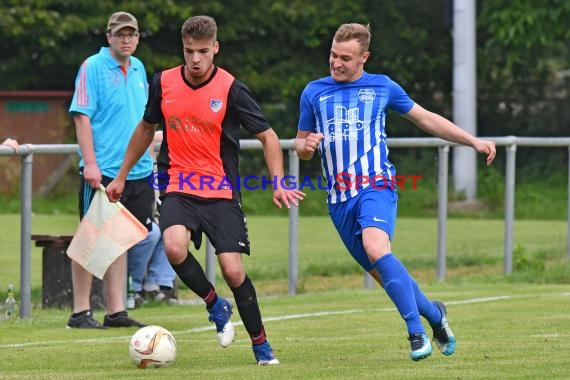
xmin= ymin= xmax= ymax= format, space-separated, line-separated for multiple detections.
xmin=410 ymin=278 xmax=442 ymax=326
xmin=373 ymin=253 xmax=424 ymax=334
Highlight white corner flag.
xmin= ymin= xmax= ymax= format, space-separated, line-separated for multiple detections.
xmin=67 ymin=185 xmax=148 ymax=279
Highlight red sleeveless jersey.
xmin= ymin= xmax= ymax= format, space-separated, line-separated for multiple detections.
xmin=160 ymin=66 xmax=234 ymax=199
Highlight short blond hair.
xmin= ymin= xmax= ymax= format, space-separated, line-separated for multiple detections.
xmin=333 ymin=23 xmax=371 ymax=53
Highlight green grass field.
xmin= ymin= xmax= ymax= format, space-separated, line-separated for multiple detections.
xmin=0 ymin=284 xmax=569 ymax=379
xmin=0 ymin=215 xmax=569 ymax=378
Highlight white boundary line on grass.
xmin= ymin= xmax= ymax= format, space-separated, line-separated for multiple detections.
xmin=0 ymin=295 xmax=514 ymax=349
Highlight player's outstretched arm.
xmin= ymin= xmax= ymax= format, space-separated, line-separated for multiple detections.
xmin=403 ymin=104 xmax=496 ymax=166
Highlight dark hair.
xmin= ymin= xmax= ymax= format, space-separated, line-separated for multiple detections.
xmin=181 ymin=15 xmax=217 ymax=40
xmin=333 ymin=23 xmax=371 ymax=52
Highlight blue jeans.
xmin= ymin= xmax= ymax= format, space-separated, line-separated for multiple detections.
xmin=127 ymin=222 xmax=176 ymax=292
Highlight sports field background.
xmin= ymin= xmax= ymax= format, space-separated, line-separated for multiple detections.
xmin=0 ymin=214 xmax=569 ymax=378
xmin=1 ymin=214 xmax=569 ymax=296
xmin=0 ymin=282 xmax=568 ymax=379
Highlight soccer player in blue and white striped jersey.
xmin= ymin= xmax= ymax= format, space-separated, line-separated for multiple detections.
xmin=295 ymin=23 xmax=496 ymax=361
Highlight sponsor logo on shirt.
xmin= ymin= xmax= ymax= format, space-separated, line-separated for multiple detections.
xmin=166 ymin=115 xmax=216 ymax=134
xmin=358 ymin=88 xmax=376 ymax=103
xmin=319 ymin=95 xmax=334 ymax=102
xmin=210 ymin=99 xmax=222 ymax=112
xmin=325 ymin=106 xmax=368 ymax=142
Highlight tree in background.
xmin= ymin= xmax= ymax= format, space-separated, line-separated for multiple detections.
xmin=477 ymin=0 xmax=570 ymax=176
xmin=478 ymin=0 xmax=570 ymax=137
xmin=1 ymin=0 xmax=569 ymax=178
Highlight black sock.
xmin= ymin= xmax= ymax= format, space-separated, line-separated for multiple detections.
xmin=230 ymin=275 xmax=264 ymax=341
xmin=171 ymin=251 xmax=214 ymax=301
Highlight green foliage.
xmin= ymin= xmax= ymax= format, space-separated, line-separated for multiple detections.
xmin=0 ymin=1 xmax=194 ymax=89
xmin=513 ymin=244 xmax=546 ymax=273
xmin=515 ymin=182 xmax=567 ymax=220
xmin=2 ymin=1 xmax=570 ymax=204
xmin=477 ymin=164 xmax=505 ymax=207
xmin=3 ymin=1 xmax=569 ymax=139
xmin=478 ymin=0 xmax=570 ymax=138
xmin=479 ymin=0 xmax=570 ymax=73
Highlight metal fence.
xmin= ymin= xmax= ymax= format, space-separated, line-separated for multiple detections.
xmin=1 ymin=136 xmax=569 ymax=318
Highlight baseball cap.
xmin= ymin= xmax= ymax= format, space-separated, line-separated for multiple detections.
xmin=107 ymin=12 xmax=138 ymax=34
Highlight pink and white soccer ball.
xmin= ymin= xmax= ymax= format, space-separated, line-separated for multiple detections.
xmin=129 ymin=325 xmax=177 ymax=368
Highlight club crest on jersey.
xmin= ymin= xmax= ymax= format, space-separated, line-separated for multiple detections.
xmin=358 ymin=88 xmax=376 ymax=103
xmin=210 ymin=99 xmax=223 ymax=112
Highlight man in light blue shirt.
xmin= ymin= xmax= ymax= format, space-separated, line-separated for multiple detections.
xmin=67 ymin=11 xmax=153 ymax=328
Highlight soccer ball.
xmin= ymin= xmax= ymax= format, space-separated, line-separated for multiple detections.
xmin=129 ymin=325 xmax=177 ymax=369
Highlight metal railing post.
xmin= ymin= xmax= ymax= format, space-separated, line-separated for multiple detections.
xmin=437 ymin=145 xmax=450 ymax=280
xmin=288 ymin=149 xmax=300 ymax=295
xmin=7 ymin=137 xmax=570 ymax=307
xmin=504 ymin=144 xmax=517 ymax=274
xmin=205 ymin=239 xmax=216 ymax=286
xmin=364 ymin=272 xmax=375 ymax=289
xmin=19 ymin=150 xmax=33 ymax=318
xmin=567 ymin=146 xmax=570 ymax=260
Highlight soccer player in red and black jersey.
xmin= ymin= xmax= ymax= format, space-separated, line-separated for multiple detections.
xmin=106 ymin=15 xmax=303 ymax=365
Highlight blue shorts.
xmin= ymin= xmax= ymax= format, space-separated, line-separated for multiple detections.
xmin=328 ymin=186 xmax=398 ymax=271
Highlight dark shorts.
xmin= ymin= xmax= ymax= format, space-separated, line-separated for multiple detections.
xmin=159 ymin=192 xmax=251 ymax=255
xmin=78 ymin=173 xmax=154 ymax=232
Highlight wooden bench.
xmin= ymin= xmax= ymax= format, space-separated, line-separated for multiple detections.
xmin=32 ymin=234 xmax=104 ymax=309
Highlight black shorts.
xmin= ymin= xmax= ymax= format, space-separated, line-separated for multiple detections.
xmin=78 ymin=173 xmax=154 ymax=232
xmin=159 ymin=192 xmax=251 ymax=255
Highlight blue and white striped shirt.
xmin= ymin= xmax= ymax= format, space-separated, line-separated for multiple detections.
xmin=298 ymin=72 xmax=414 ymax=204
